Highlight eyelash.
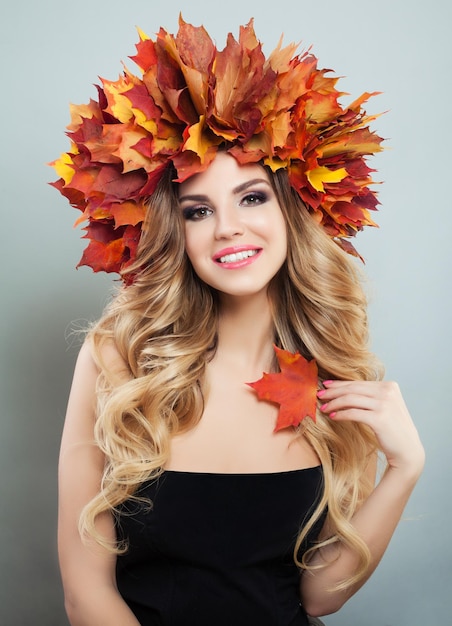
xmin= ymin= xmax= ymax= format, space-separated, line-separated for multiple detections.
xmin=182 ymin=206 xmax=212 ymax=221
xmin=241 ymin=191 xmax=267 ymax=206
xmin=182 ymin=191 xmax=268 ymax=221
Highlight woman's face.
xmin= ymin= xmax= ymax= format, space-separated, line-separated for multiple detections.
xmin=178 ymin=152 xmax=287 ymax=300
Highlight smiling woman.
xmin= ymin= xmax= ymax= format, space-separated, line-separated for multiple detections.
xmin=52 ymin=17 xmax=424 ymax=626
xmin=179 ymin=153 xmax=287 ymax=299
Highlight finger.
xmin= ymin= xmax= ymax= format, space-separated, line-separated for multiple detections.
xmin=319 ymin=381 xmax=370 ymax=400
xmin=324 ymin=408 xmax=374 ymax=424
xmin=317 ymin=385 xmax=379 ymax=405
xmin=319 ymin=380 xmax=393 ymax=401
xmin=319 ymin=393 xmax=378 ymax=415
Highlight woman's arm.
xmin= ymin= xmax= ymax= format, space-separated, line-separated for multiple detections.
xmin=300 ymin=380 xmax=425 ymax=617
xmin=58 ymin=341 xmax=140 ymax=626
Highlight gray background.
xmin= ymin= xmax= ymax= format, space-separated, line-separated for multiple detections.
xmin=1 ymin=0 xmax=450 ymax=624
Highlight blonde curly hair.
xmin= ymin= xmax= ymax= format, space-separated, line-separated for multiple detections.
xmin=80 ymin=163 xmax=383 ymax=590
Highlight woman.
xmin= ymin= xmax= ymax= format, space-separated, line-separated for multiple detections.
xmin=53 ymin=18 xmax=425 ymax=625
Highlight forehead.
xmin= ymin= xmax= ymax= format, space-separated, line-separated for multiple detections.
xmin=178 ymin=152 xmax=270 ymax=197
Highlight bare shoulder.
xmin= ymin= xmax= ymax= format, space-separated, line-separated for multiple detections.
xmin=60 ymin=336 xmax=130 ymax=450
xmin=58 ymin=339 xmax=120 ymax=610
xmin=85 ymin=335 xmax=131 ymax=383
xmin=59 ymin=340 xmax=101 ymax=459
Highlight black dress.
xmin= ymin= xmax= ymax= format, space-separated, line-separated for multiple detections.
xmin=116 ymin=466 xmax=324 ymax=625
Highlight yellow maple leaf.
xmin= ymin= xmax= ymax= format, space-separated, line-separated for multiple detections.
xmin=307 ymin=166 xmax=347 ymax=192
xmin=51 ymin=152 xmax=76 ymax=185
xmin=184 ymin=117 xmax=213 ymax=162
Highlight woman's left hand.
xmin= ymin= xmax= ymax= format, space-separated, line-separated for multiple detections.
xmin=301 ymin=380 xmax=425 ymax=615
xmin=317 ymin=380 xmax=425 ymax=477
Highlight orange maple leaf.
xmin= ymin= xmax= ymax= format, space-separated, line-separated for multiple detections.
xmin=51 ymin=18 xmax=384 ymax=279
xmin=247 ymin=346 xmax=318 ymax=432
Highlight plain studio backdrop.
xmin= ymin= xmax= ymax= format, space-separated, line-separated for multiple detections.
xmin=1 ymin=1 xmax=450 ymax=624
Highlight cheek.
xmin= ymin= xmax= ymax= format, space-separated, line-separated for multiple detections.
xmin=273 ymin=218 xmax=288 ymax=267
xmin=270 ymin=213 xmax=288 ymax=251
xmin=183 ymin=224 xmax=196 ymax=256
xmin=183 ymin=226 xmax=207 ymax=269
xmin=184 ymin=244 xmax=197 ymax=270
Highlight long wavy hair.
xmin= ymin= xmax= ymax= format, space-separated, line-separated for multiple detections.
xmin=80 ymin=162 xmax=383 ymax=590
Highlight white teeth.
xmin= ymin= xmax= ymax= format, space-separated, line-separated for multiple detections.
xmin=219 ymin=250 xmax=258 ymax=263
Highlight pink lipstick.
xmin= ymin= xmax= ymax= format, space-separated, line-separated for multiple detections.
xmin=213 ymin=246 xmax=262 ymax=269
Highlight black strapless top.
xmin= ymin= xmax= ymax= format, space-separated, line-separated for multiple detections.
xmin=115 ymin=467 xmax=324 ymax=626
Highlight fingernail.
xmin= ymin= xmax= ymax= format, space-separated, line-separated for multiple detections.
xmin=329 ymin=412 xmax=337 ymax=418
xmin=320 ymin=403 xmax=329 ymax=411
xmin=317 ymin=389 xmax=327 ymax=398
xmin=323 ymin=380 xmax=334 ymax=386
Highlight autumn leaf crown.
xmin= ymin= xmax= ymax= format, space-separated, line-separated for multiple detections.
xmin=50 ymin=17 xmax=384 ymax=278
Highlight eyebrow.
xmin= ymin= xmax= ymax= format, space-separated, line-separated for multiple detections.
xmin=178 ymin=178 xmax=271 ymax=203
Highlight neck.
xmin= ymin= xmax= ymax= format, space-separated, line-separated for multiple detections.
xmin=216 ymin=293 xmax=275 ymax=374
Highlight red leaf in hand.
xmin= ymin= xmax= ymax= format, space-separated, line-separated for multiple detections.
xmin=247 ymin=346 xmax=318 ymax=432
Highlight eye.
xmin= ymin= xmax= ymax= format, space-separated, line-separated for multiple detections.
xmin=182 ymin=206 xmax=213 ymax=221
xmin=240 ymin=191 xmax=268 ymax=206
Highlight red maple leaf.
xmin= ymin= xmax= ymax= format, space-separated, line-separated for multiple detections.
xmin=247 ymin=346 xmax=318 ymax=432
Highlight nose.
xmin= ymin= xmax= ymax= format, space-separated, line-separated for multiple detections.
xmin=214 ymin=205 xmax=244 ymax=240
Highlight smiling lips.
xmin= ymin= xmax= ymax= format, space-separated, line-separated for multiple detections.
xmin=213 ymin=247 xmax=262 ymax=268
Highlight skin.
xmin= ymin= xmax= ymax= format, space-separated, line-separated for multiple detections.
xmin=58 ymin=342 xmax=141 ymax=625
xmin=170 ymin=153 xmax=312 ymax=473
xmin=58 ymin=153 xmax=425 ymax=624
xmin=179 ymin=152 xmax=287 ymax=301
xmin=302 ymin=380 xmax=424 ymax=615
